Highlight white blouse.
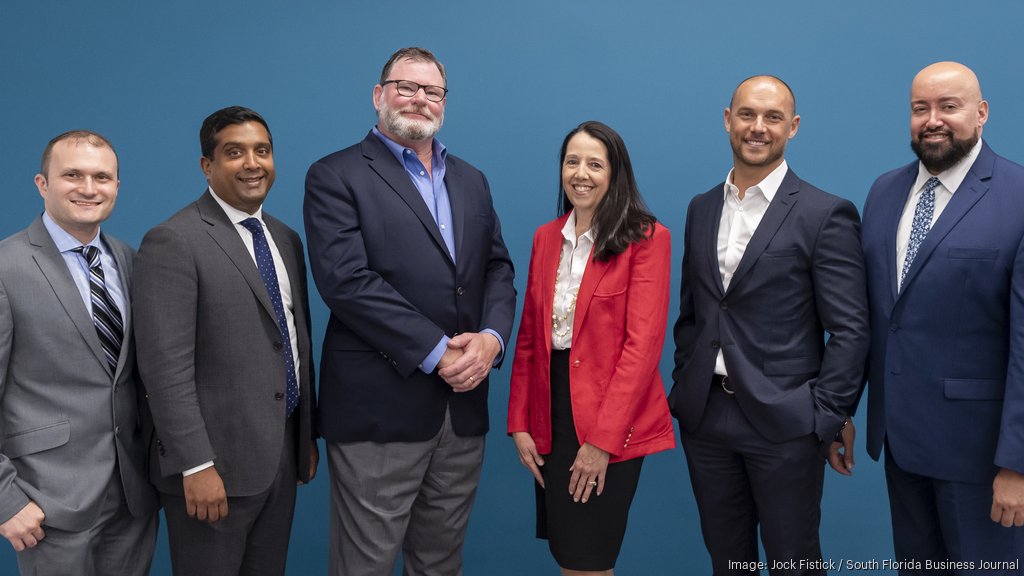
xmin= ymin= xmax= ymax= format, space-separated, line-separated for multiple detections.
xmin=552 ymin=210 xmax=594 ymax=350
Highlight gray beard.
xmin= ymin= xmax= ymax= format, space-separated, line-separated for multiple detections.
xmin=379 ymin=102 xmax=443 ymax=142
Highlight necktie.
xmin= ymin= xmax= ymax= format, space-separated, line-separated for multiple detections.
xmin=74 ymin=245 xmax=124 ymax=374
xmin=900 ymin=176 xmax=940 ymax=290
xmin=240 ymin=218 xmax=299 ymax=416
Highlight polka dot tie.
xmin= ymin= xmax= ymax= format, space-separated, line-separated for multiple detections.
xmin=240 ymin=218 xmax=299 ymax=416
xmin=900 ymin=176 xmax=939 ymax=291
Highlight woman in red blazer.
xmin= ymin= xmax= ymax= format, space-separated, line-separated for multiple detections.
xmin=508 ymin=121 xmax=675 ymax=575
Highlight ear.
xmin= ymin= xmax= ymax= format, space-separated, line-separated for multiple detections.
xmin=373 ymin=84 xmax=383 ymax=112
xmin=34 ymin=174 xmax=47 ymax=198
xmin=788 ymin=115 xmax=801 ymax=139
xmin=978 ymin=99 xmax=989 ymax=127
xmin=723 ymin=108 xmax=732 ymax=133
xmin=200 ymin=156 xmax=212 ymax=179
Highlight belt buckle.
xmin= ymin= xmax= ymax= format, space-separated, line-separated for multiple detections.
xmin=720 ymin=376 xmax=735 ymax=395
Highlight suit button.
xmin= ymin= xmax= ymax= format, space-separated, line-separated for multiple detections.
xmin=114 ymin=426 xmax=120 ymax=435
xmin=572 ymin=359 xmax=581 ymax=367
xmin=889 ymin=324 xmax=898 ymax=332
xmin=711 ymin=340 xmax=720 ymax=349
xmin=456 ymin=286 xmax=465 ymax=296
xmin=273 ymin=341 xmax=283 ymax=351
xmin=275 ymin=392 xmax=285 ymax=400
xmin=719 ymin=302 xmax=728 ymax=310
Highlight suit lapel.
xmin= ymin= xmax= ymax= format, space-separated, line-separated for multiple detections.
xmin=446 ymin=157 xmax=466 ymax=265
xmin=725 ymin=170 xmax=799 ymax=296
xmin=362 ymin=133 xmax=453 ymax=264
xmin=26 ymin=217 xmax=110 ymax=375
xmin=573 ymin=246 xmax=612 ymax=338
xmin=196 ymin=192 xmax=278 ymax=322
xmin=701 ymin=190 xmax=727 ymax=295
xmin=883 ymin=165 xmax=918 ymax=301
xmin=104 ymin=234 xmax=133 ymax=382
xmin=899 ymin=145 xmax=994 ymax=297
xmin=539 ymin=218 xmax=566 ymax=353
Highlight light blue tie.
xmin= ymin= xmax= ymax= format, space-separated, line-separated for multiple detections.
xmin=900 ymin=176 xmax=940 ymax=291
xmin=240 ymin=218 xmax=299 ymax=416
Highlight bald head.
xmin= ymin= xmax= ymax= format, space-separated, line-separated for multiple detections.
xmin=912 ymin=61 xmax=983 ymax=103
xmin=730 ymin=75 xmax=796 ymax=116
xmin=909 ymin=61 xmax=988 ymax=174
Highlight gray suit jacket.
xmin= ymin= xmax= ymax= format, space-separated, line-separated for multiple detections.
xmin=133 ymin=191 xmax=315 ymax=497
xmin=0 ymin=216 xmax=158 ymax=531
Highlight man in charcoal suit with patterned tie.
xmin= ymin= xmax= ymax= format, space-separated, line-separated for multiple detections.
xmin=134 ymin=106 xmax=317 ymax=575
xmin=0 ymin=131 xmax=158 ymax=575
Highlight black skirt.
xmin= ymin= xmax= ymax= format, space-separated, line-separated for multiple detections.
xmin=535 ymin=348 xmax=644 ymax=571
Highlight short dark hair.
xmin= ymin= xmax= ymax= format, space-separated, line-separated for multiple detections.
xmin=558 ymin=121 xmax=656 ymax=262
xmin=39 ymin=130 xmax=117 ymax=178
xmin=199 ymin=106 xmax=272 ymax=159
xmin=379 ymin=47 xmax=447 ymax=86
xmin=730 ymin=75 xmax=797 ymax=114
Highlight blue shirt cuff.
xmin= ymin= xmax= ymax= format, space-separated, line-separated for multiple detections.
xmin=419 ymin=335 xmax=450 ymax=374
xmin=481 ymin=329 xmax=505 ymax=366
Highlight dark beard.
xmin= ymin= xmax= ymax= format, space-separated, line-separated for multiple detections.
xmin=910 ymin=130 xmax=978 ymax=174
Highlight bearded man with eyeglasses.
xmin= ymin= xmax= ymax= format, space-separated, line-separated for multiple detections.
xmin=303 ymin=46 xmax=516 ymax=576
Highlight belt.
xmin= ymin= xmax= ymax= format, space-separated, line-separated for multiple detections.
xmin=711 ymin=374 xmax=735 ymax=395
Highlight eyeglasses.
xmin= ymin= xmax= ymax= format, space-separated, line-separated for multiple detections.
xmin=381 ymin=80 xmax=448 ymax=102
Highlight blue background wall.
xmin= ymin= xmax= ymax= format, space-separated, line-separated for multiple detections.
xmin=3 ymin=1 xmax=1024 ymax=573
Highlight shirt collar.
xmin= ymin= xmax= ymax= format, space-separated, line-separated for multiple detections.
xmin=913 ymin=138 xmax=984 ymax=195
xmin=560 ymin=210 xmax=595 ymax=245
xmin=372 ymin=126 xmax=447 ymax=168
xmin=42 ymin=211 xmax=102 ymax=253
xmin=723 ymin=160 xmax=788 ymax=203
xmin=208 ymin=186 xmax=264 ymax=225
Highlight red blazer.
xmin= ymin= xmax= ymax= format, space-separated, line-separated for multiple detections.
xmin=508 ymin=216 xmax=676 ymax=463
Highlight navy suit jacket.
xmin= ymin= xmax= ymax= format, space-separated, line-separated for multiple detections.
xmin=862 ymin=141 xmax=1024 ymax=484
xmin=304 ymin=131 xmax=516 ymax=443
xmin=671 ymin=168 xmax=869 ymax=445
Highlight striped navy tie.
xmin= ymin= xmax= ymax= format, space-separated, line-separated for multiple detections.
xmin=74 ymin=245 xmax=124 ymax=374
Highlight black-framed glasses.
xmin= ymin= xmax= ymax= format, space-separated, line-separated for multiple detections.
xmin=381 ymin=80 xmax=448 ymax=102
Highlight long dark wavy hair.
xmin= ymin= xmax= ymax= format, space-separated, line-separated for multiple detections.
xmin=558 ymin=121 xmax=656 ymax=262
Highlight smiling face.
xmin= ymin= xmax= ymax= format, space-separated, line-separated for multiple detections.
xmin=561 ymin=131 xmax=611 ymax=228
xmin=373 ymin=58 xmax=446 ymax=146
xmin=200 ymin=121 xmax=275 ymax=214
xmin=725 ymin=76 xmax=800 ymax=177
xmin=909 ymin=62 xmax=988 ymax=174
xmin=35 ymin=138 xmax=119 ymax=244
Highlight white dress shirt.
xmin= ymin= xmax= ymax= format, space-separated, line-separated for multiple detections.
xmin=895 ymin=139 xmax=983 ymax=285
xmin=552 ymin=210 xmax=594 ymax=350
xmin=714 ymin=161 xmax=789 ymax=376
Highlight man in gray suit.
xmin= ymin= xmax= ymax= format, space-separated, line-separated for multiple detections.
xmin=0 ymin=131 xmax=159 ymax=575
xmin=134 ymin=106 xmax=317 ymax=575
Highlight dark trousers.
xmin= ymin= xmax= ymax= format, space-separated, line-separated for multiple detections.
xmin=885 ymin=446 xmax=1024 ymax=575
xmin=162 ymin=417 xmax=298 ymax=576
xmin=681 ymin=382 xmax=825 ymax=576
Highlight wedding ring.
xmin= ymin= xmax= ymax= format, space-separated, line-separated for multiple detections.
xmin=589 ymin=481 xmax=598 ymax=487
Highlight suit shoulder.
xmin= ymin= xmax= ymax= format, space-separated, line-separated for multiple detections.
xmin=869 ymin=161 xmax=917 ymax=191
xmin=990 ymin=150 xmax=1024 ymax=178
xmin=262 ymin=212 xmax=302 ymax=242
xmin=309 ymin=141 xmax=364 ymax=169
xmin=445 ymin=152 xmax=484 ymax=177
xmin=101 ymin=233 xmax=134 ymax=257
xmin=0 ymin=228 xmax=30 ymax=253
